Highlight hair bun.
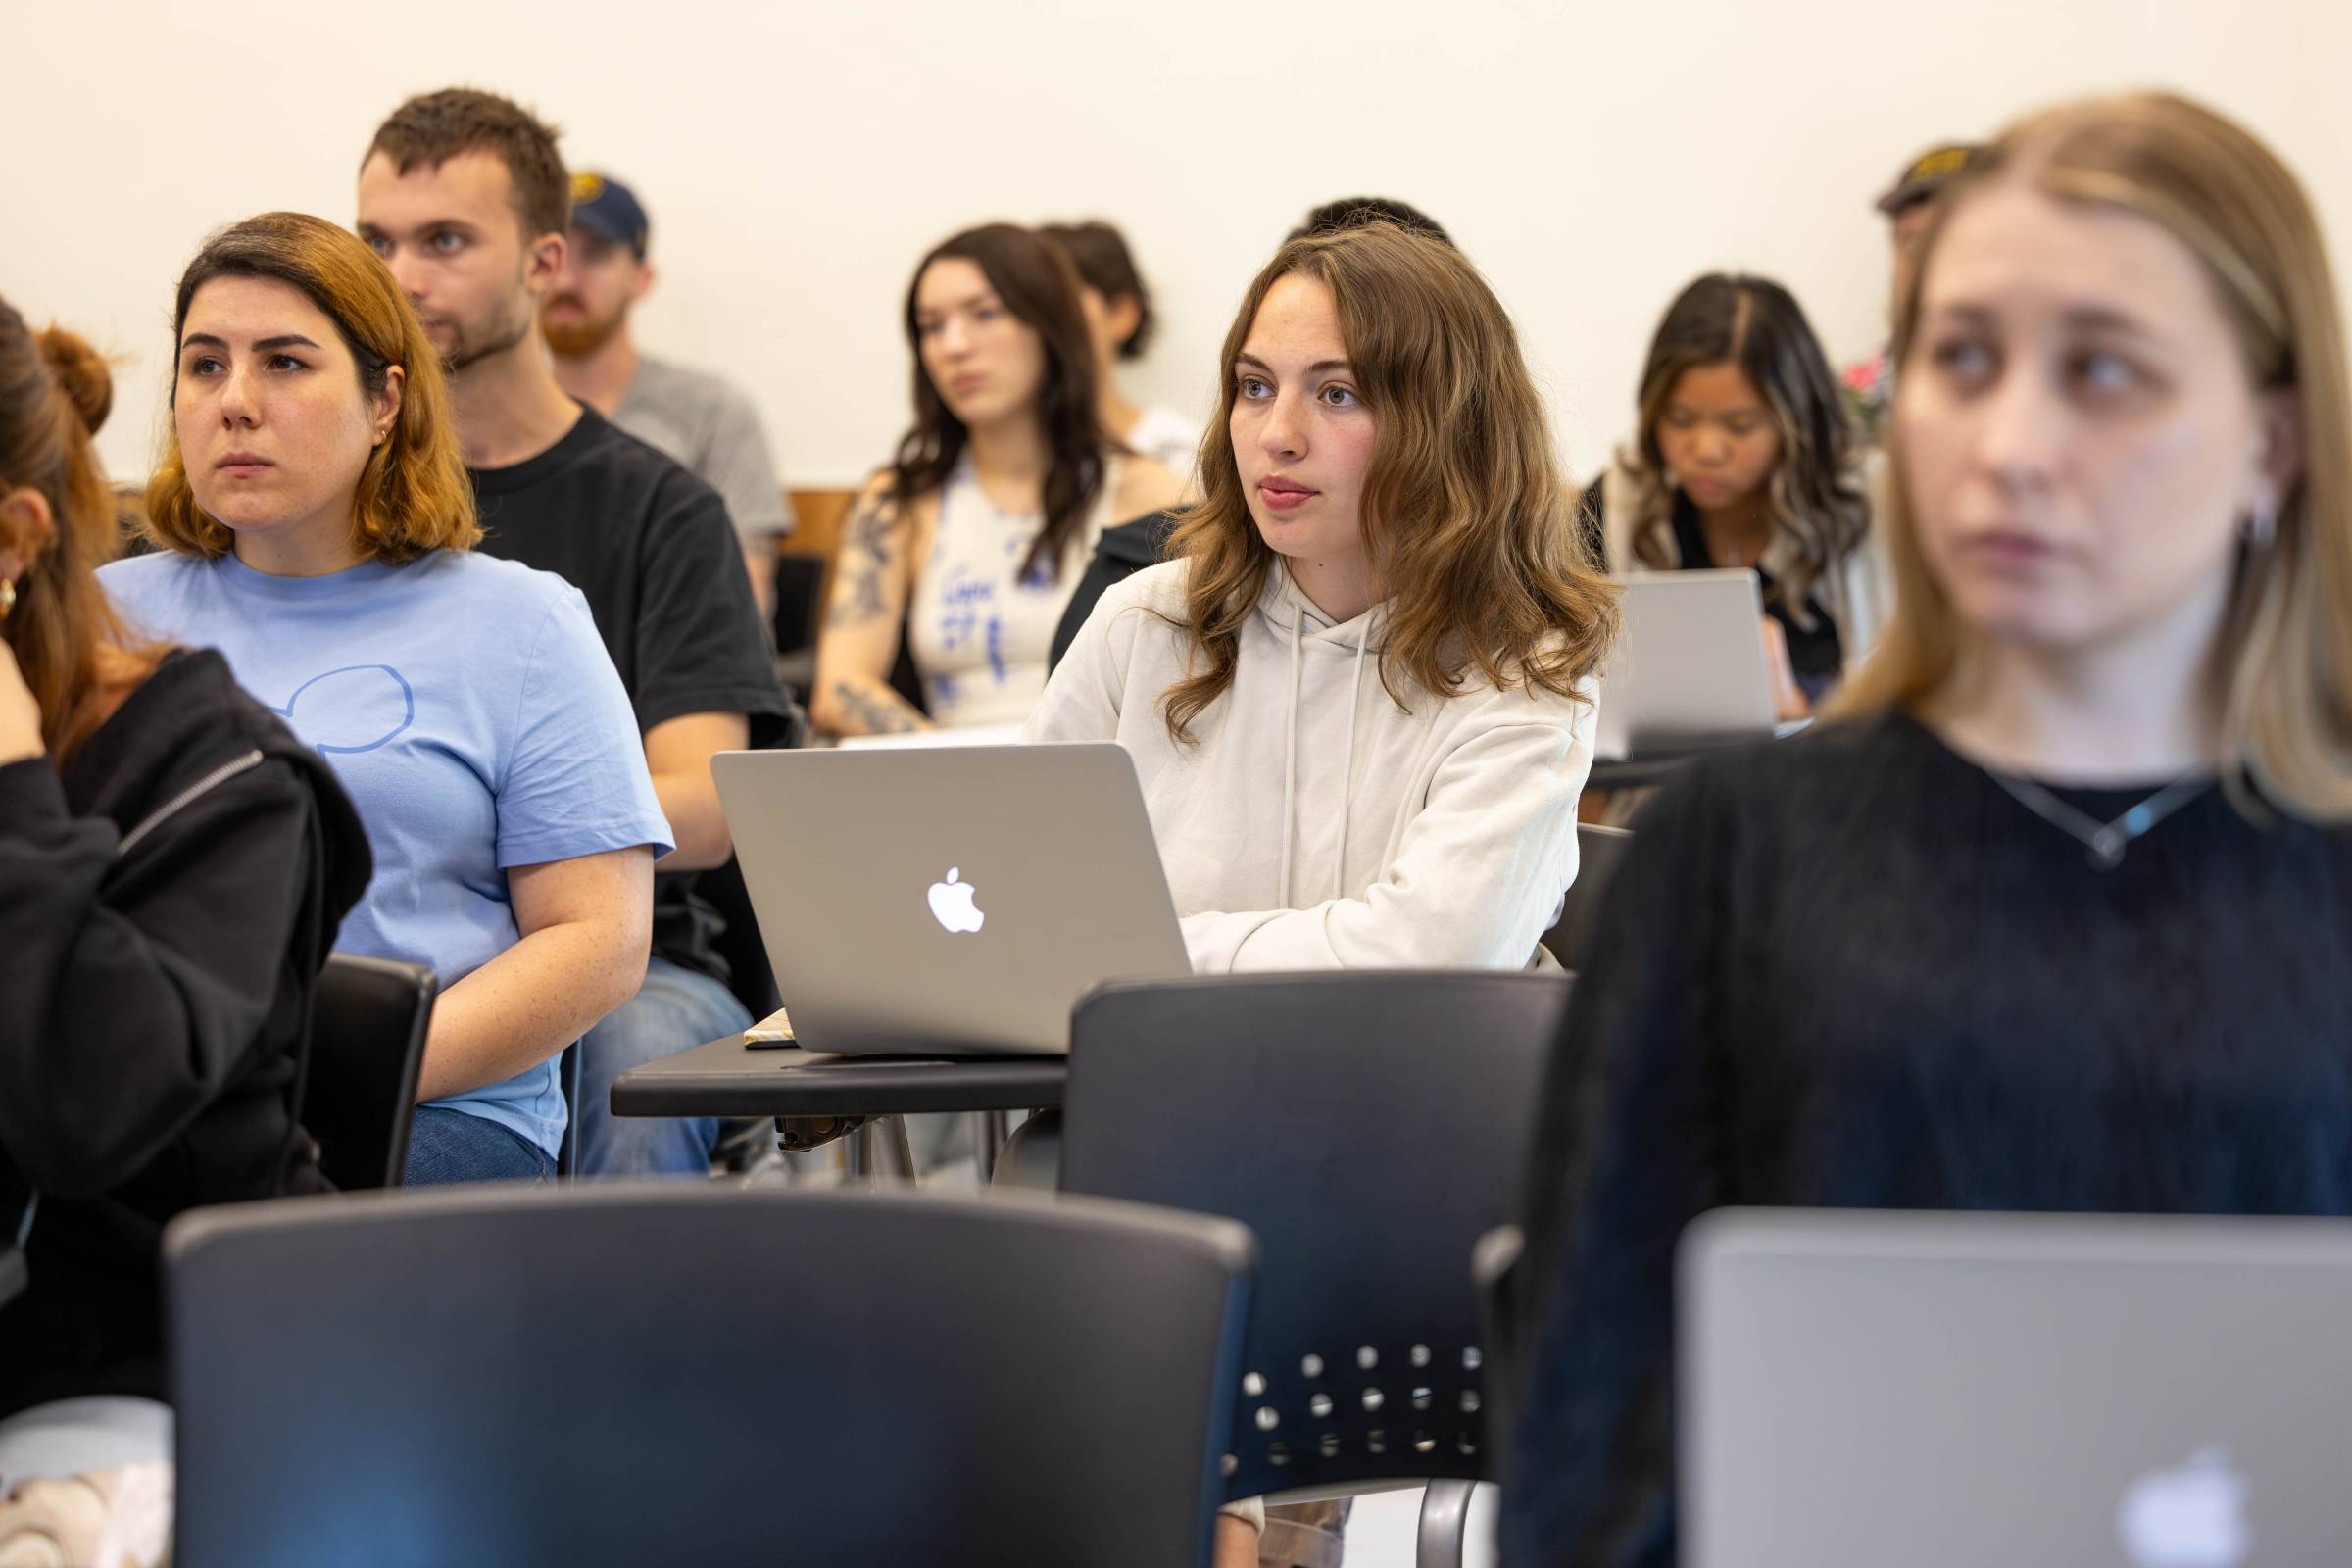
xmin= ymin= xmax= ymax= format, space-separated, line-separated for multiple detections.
xmin=36 ymin=326 xmax=112 ymax=438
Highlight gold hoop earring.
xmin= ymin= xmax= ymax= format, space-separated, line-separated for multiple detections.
xmin=0 ymin=579 xmax=16 ymax=620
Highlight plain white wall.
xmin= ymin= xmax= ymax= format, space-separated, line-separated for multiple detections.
xmin=9 ymin=0 xmax=2350 ymax=492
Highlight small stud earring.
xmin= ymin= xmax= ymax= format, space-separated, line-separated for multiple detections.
xmin=2245 ymin=499 xmax=2278 ymax=549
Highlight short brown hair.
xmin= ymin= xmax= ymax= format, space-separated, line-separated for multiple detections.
xmin=365 ymin=87 xmax=570 ymax=242
xmin=146 ymin=212 xmax=480 ymax=564
xmin=1162 ymin=221 xmax=1618 ymax=744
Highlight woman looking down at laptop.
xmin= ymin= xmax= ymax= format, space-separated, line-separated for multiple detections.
xmin=812 ymin=224 xmax=1186 ymax=737
xmin=1583 ymin=273 xmax=1886 ymax=717
xmin=1507 ymin=92 xmax=2352 ymax=1566
xmin=1026 ymin=220 xmax=1617 ymax=972
xmin=102 ymin=215 xmax=669 ymax=1186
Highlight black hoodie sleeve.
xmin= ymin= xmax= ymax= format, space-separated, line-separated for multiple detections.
xmin=0 ymin=754 xmax=322 ymax=1199
xmin=1049 ymin=514 xmax=1177 ymax=674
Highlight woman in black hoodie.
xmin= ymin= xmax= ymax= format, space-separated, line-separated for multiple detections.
xmin=0 ymin=298 xmax=370 ymax=1433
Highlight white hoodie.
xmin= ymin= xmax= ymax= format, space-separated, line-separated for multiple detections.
xmin=1023 ymin=558 xmax=1598 ymax=972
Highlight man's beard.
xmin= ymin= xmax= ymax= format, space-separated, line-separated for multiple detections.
xmin=434 ymin=291 xmax=539 ymax=374
xmin=540 ymin=294 xmax=626 ymax=359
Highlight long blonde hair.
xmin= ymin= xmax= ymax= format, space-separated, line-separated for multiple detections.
xmin=1834 ymin=91 xmax=2352 ymax=821
xmin=1161 ymin=221 xmax=1618 ymax=743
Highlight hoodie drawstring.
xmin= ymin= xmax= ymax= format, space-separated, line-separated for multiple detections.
xmin=1333 ymin=613 xmax=1370 ymax=902
xmin=1277 ymin=588 xmax=1375 ymax=907
xmin=1278 ymin=599 xmax=1304 ymax=906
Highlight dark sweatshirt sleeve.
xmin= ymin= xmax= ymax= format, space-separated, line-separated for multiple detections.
xmin=0 ymin=755 xmax=320 ymax=1199
xmin=1048 ymin=547 xmax=1130 ymax=674
xmin=1502 ymin=764 xmax=1731 ymax=1567
xmin=1049 ymin=514 xmax=1172 ymax=674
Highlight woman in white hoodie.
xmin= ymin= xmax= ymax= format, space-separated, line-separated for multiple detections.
xmin=1026 ymin=220 xmax=1618 ymax=974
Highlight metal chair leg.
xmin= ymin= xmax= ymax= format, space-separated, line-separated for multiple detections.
xmin=844 ymin=1116 xmax=917 ymax=1186
xmin=1415 ymin=1478 xmax=1475 ymax=1568
xmin=970 ymin=1110 xmax=1007 ymax=1183
xmin=880 ymin=1114 xmax=916 ymax=1180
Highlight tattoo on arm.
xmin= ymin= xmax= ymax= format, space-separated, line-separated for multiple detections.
xmin=832 ymin=678 xmax=920 ymax=735
xmin=830 ymin=497 xmax=899 ymax=626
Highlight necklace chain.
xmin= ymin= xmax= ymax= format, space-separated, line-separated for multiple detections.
xmin=1986 ymin=769 xmax=2213 ymax=871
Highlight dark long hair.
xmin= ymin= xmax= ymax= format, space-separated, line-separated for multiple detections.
xmin=1622 ymin=273 xmax=1867 ymax=616
xmin=890 ymin=224 xmax=1106 ymax=584
xmin=1040 ymin=220 xmax=1155 ymax=360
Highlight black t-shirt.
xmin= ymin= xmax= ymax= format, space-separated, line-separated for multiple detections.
xmin=470 ymin=405 xmax=788 ymax=985
xmin=1505 ymin=714 xmax=2352 ymax=1564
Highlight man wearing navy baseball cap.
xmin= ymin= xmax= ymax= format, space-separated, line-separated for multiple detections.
xmin=1843 ymin=141 xmax=1982 ymax=440
xmin=546 ymin=169 xmax=797 ymax=617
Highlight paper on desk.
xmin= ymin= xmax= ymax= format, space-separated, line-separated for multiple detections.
xmin=745 ymin=1005 xmax=795 ymax=1043
xmin=832 ymin=722 xmax=1024 ymax=751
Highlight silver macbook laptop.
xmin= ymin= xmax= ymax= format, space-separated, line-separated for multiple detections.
xmin=1593 ymin=569 xmax=1779 ymax=759
xmin=712 ymin=744 xmax=1190 ymax=1055
xmin=1681 ymin=1208 xmax=2352 ymax=1567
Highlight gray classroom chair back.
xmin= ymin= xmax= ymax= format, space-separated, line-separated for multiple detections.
xmin=1541 ymin=822 xmax=1634 ymax=969
xmin=305 ymin=954 xmax=435 ymax=1190
xmin=1060 ymin=970 xmax=1571 ymax=1503
xmin=166 ymin=1185 xmax=1252 ymax=1568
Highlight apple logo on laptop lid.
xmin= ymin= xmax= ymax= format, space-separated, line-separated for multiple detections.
xmin=2119 ymin=1448 xmax=2250 ymax=1568
xmin=927 ymin=867 xmax=985 ymax=934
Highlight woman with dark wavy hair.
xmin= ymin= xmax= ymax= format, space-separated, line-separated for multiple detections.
xmin=1585 ymin=272 xmax=1886 ymax=714
xmin=1029 ymin=220 xmax=1617 ymax=973
xmin=813 ymin=223 xmax=1185 ymax=736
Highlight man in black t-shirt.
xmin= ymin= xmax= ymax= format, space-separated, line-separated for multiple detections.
xmin=359 ymin=88 xmax=789 ymax=1175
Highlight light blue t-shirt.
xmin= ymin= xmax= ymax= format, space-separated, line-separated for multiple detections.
xmin=101 ymin=548 xmax=672 ymax=1155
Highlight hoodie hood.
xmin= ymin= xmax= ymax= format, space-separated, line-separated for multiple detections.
xmin=1255 ymin=561 xmax=1390 ymax=652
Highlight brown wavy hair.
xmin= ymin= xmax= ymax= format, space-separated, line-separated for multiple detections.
xmin=889 ymin=223 xmax=1105 ymax=585
xmin=1619 ymin=273 xmax=1868 ymax=618
xmin=146 ymin=213 xmax=479 ymax=564
xmin=1160 ymin=220 xmax=1618 ymax=743
xmin=0 ymin=299 xmax=153 ymax=762
xmin=1833 ymin=92 xmax=2352 ymax=821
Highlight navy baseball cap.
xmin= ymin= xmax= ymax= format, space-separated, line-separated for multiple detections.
xmin=1876 ymin=143 xmax=1982 ymax=217
xmin=569 ymin=171 xmax=650 ymax=258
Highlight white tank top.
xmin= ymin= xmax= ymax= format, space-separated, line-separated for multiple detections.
xmin=907 ymin=454 xmax=1121 ymax=728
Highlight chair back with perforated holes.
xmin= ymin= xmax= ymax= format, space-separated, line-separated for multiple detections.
xmin=1060 ymin=971 xmax=1569 ymax=1502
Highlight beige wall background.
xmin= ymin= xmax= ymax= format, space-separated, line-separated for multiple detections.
xmin=10 ymin=0 xmax=2349 ymax=491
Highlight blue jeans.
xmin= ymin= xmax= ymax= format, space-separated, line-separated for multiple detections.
xmin=576 ymin=956 xmax=753 ymax=1176
xmin=405 ymin=1104 xmax=555 ymax=1185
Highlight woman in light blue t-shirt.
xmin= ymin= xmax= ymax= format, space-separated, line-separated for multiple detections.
xmin=103 ymin=213 xmax=670 ymax=1185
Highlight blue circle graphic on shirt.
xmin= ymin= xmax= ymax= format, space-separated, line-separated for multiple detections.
xmin=271 ymin=663 xmax=416 ymax=755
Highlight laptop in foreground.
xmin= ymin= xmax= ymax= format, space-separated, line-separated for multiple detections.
xmin=1682 ymin=1207 xmax=2352 ymax=1567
